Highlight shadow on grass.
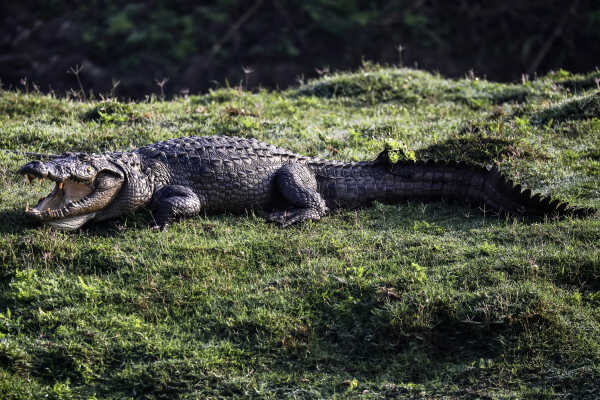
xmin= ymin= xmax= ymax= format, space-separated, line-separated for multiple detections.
xmin=305 ymin=285 xmax=504 ymax=374
xmin=0 ymin=209 xmax=36 ymax=234
xmin=415 ymin=135 xmax=524 ymax=165
xmin=167 ymin=283 xmax=511 ymax=397
xmin=4 ymin=201 xmax=568 ymax=238
xmin=90 ymin=301 xmax=510 ymax=399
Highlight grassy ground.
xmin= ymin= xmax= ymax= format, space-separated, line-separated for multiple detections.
xmin=0 ymin=64 xmax=599 ymax=399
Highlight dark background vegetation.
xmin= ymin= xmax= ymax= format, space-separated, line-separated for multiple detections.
xmin=1 ymin=0 xmax=600 ymax=98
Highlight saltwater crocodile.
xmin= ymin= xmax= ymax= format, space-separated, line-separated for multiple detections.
xmin=17 ymin=135 xmax=591 ymax=230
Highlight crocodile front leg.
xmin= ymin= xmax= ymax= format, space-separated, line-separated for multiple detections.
xmin=266 ymin=163 xmax=329 ymax=227
xmin=151 ymin=185 xmax=204 ymax=230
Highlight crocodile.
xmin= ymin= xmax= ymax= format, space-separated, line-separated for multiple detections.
xmin=17 ymin=135 xmax=592 ymax=230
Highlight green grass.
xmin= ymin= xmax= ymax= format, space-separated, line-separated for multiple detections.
xmin=0 ymin=65 xmax=599 ymax=399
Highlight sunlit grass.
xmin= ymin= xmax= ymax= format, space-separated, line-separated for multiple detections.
xmin=0 ymin=65 xmax=598 ymax=399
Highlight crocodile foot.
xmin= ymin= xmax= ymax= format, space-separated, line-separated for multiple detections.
xmin=266 ymin=208 xmax=325 ymax=227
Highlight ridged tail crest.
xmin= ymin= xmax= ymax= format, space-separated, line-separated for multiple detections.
xmin=381 ymin=158 xmax=595 ymax=218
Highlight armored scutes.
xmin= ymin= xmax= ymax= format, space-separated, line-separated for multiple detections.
xmin=18 ymin=135 xmax=592 ymax=230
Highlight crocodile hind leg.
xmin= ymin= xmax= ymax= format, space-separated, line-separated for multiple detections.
xmin=150 ymin=185 xmax=203 ymax=230
xmin=266 ymin=163 xmax=329 ymax=227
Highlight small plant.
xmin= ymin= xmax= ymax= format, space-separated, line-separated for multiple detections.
xmin=155 ymin=78 xmax=169 ymax=100
xmin=67 ymin=64 xmax=86 ymax=100
xmin=384 ymin=139 xmax=416 ymax=164
xmin=82 ymin=99 xmax=133 ymax=124
xmin=242 ymin=66 xmax=254 ymax=91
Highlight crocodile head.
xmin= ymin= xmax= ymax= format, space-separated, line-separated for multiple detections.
xmin=18 ymin=153 xmax=125 ymax=230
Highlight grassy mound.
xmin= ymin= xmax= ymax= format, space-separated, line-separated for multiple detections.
xmin=0 ymin=65 xmax=599 ymax=399
xmin=294 ymin=66 xmax=535 ymax=107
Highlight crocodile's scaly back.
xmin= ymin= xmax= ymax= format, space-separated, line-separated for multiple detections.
xmin=135 ymin=136 xmax=304 ymax=164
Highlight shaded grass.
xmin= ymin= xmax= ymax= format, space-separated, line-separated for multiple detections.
xmin=536 ymin=91 xmax=600 ymax=123
xmin=0 ymin=65 xmax=599 ymax=399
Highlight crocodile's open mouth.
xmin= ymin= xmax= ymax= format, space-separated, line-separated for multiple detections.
xmin=19 ymin=159 xmax=125 ymax=230
xmin=22 ymin=174 xmax=98 ymax=230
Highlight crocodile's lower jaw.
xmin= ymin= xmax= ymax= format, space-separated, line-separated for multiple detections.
xmin=47 ymin=213 xmax=96 ymax=230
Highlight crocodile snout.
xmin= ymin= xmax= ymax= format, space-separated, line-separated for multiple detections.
xmin=18 ymin=161 xmax=49 ymax=179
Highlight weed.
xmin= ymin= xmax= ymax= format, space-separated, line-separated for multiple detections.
xmin=81 ymin=100 xmax=134 ymax=124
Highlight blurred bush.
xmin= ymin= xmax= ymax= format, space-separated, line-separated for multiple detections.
xmin=1 ymin=0 xmax=599 ymax=97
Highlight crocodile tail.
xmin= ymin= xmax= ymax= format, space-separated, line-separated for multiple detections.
xmin=385 ymin=160 xmax=595 ymax=217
